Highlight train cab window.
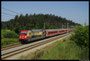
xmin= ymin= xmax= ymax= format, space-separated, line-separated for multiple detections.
xmin=20 ymin=32 xmax=27 ymax=35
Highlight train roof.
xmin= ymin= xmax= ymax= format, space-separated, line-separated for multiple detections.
xmin=22 ymin=28 xmax=72 ymax=32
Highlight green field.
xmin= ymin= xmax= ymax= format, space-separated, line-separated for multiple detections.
xmin=1 ymin=38 xmax=20 ymax=48
xmin=38 ymin=39 xmax=89 ymax=60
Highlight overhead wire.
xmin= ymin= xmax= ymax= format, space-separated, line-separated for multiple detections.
xmin=1 ymin=7 xmax=18 ymax=21
xmin=2 ymin=7 xmax=18 ymax=14
xmin=2 ymin=12 xmax=16 ymax=16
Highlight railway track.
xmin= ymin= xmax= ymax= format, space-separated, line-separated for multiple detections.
xmin=1 ymin=33 xmax=70 ymax=60
xmin=1 ymin=43 xmax=22 ymax=51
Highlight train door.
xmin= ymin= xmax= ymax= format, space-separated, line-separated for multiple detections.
xmin=43 ymin=31 xmax=46 ymax=36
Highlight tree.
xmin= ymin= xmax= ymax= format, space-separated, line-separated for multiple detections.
xmin=14 ymin=23 xmax=21 ymax=34
xmin=14 ymin=15 xmax=18 ymax=21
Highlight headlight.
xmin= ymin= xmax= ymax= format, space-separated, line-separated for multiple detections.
xmin=25 ymin=36 xmax=27 ymax=38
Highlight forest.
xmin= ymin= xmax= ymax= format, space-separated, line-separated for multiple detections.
xmin=1 ymin=13 xmax=81 ymax=34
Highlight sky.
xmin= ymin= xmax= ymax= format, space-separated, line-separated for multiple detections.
xmin=1 ymin=1 xmax=89 ymax=25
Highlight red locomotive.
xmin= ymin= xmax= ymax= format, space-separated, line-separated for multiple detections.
xmin=19 ymin=29 xmax=73 ymax=43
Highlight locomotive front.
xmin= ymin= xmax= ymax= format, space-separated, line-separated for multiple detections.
xmin=19 ymin=30 xmax=31 ymax=43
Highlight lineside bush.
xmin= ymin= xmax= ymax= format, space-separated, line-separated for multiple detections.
xmin=70 ymin=25 xmax=89 ymax=48
xmin=1 ymin=30 xmax=20 ymax=47
xmin=1 ymin=30 xmax=19 ymax=38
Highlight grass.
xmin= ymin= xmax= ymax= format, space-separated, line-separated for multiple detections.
xmin=1 ymin=38 xmax=20 ymax=48
xmin=38 ymin=38 xmax=81 ymax=60
xmin=19 ymin=35 xmax=89 ymax=60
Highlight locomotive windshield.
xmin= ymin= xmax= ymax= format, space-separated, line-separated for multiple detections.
xmin=20 ymin=32 xmax=27 ymax=35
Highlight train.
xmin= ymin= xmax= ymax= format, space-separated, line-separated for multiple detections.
xmin=19 ymin=29 xmax=74 ymax=43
